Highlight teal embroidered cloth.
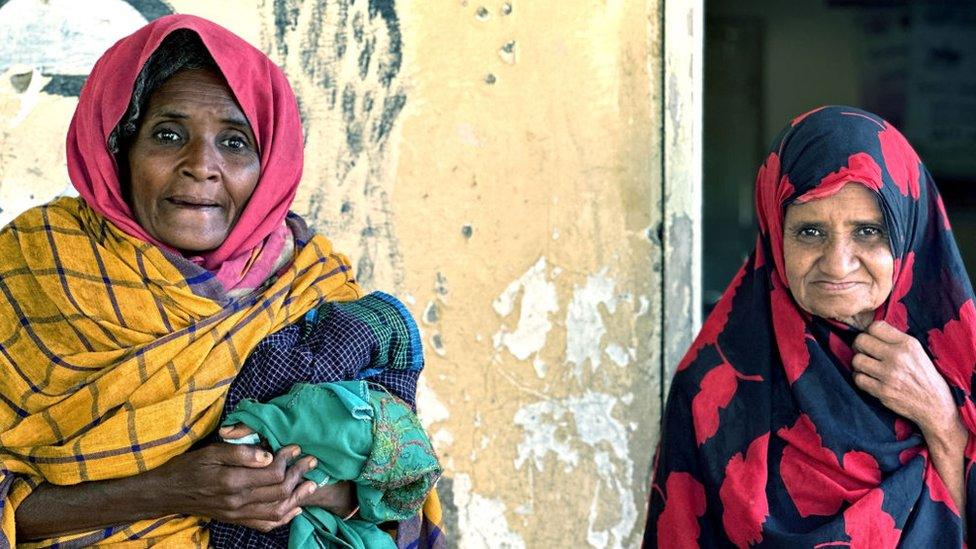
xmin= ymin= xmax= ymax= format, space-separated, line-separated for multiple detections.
xmin=224 ymin=380 xmax=442 ymax=549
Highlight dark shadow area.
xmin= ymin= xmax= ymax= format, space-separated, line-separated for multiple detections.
xmin=704 ymin=0 xmax=976 ymax=313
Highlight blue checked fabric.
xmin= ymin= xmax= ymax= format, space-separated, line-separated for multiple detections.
xmin=209 ymin=292 xmax=425 ymax=548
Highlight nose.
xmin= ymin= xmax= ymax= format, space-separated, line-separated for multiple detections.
xmin=180 ymin=137 xmax=220 ymax=182
xmin=818 ymin=236 xmax=859 ymax=278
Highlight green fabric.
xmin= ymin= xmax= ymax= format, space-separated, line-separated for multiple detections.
xmin=223 ymin=380 xmax=441 ymax=549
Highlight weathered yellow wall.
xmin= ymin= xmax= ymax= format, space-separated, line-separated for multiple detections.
xmin=0 ymin=0 xmax=701 ymax=546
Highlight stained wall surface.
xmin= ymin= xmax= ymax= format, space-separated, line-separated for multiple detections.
xmin=0 ymin=1 xmax=700 ymax=546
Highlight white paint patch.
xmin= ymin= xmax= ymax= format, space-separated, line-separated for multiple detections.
xmin=416 ymin=377 xmax=450 ymax=427
xmin=532 ymin=356 xmax=547 ymax=378
xmin=0 ymin=0 xmax=147 ymax=74
xmin=637 ymin=296 xmax=650 ymax=317
xmin=513 ymin=402 xmax=578 ymax=472
xmin=565 ymin=269 xmax=618 ymax=378
xmin=492 ymin=257 xmax=559 ymax=361
xmin=433 ymin=429 xmax=454 ymax=447
xmin=552 ymin=227 xmax=560 ymax=240
xmin=604 ymin=344 xmax=631 ymax=367
xmin=514 ymin=392 xmax=637 ymax=549
xmin=454 ymin=473 xmax=526 ymax=549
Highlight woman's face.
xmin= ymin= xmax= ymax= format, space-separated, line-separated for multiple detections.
xmin=127 ymin=67 xmax=260 ymax=253
xmin=783 ymin=183 xmax=894 ymax=329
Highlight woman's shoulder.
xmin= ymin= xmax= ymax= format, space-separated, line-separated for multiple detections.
xmin=12 ymin=196 xmax=84 ymax=222
xmin=0 ymin=196 xmax=87 ymax=237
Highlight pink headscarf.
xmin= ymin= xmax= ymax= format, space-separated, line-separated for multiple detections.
xmin=66 ymin=14 xmax=303 ymax=288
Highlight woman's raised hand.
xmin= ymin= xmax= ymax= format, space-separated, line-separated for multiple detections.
xmin=150 ymin=441 xmax=317 ymax=532
xmin=850 ymin=320 xmax=957 ymax=432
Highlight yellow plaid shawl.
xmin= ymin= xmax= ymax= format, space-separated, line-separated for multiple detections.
xmin=0 ymin=197 xmax=360 ymax=546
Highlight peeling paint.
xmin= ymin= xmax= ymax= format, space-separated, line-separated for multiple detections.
xmin=492 ymin=257 xmax=559 ymax=361
xmin=417 ymin=376 xmax=450 ymax=427
xmin=454 ymin=473 xmax=526 ymax=549
xmin=565 ymin=269 xmax=618 ymax=377
xmin=604 ymin=343 xmax=631 ymax=367
xmin=430 ymin=333 xmax=446 ymax=356
xmin=422 ymin=301 xmax=439 ymax=324
xmin=532 ymin=356 xmax=546 ymax=378
xmin=513 ymin=392 xmax=637 ymax=548
xmin=498 ymin=40 xmax=517 ymax=64
xmin=0 ymin=0 xmax=148 ymax=76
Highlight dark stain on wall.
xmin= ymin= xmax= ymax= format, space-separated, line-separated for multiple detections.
xmin=123 ymin=0 xmax=173 ymax=21
xmin=268 ymin=0 xmax=408 ymax=291
xmin=271 ymin=0 xmax=405 ymax=159
xmin=436 ymin=476 xmax=457 ymax=543
xmin=272 ymin=0 xmax=300 ymax=58
xmin=41 ymin=74 xmax=87 ymax=97
xmin=368 ymin=0 xmax=402 ymax=87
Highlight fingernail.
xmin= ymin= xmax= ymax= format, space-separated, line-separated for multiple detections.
xmin=261 ymin=451 xmax=272 ymax=462
xmin=307 ymin=458 xmax=318 ymax=469
xmin=305 ymin=482 xmax=316 ymax=496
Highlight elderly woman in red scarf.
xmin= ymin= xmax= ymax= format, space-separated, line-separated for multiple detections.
xmin=0 ymin=15 xmax=441 ymax=548
xmin=645 ymin=106 xmax=976 ymax=547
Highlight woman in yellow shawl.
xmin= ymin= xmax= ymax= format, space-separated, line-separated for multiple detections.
xmin=0 ymin=14 xmax=441 ymax=548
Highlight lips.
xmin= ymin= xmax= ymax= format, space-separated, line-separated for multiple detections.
xmin=812 ymin=280 xmax=863 ymax=292
xmin=165 ymin=195 xmax=221 ymax=208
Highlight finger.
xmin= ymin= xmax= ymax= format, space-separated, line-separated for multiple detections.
xmin=219 ymin=424 xmax=256 ymax=439
xmin=866 ymin=321 xmax=908 ymax=344
xmin=248 ymin=455 xmax=317 ymax=503
xmin=852 ymin=332 xmax=891 ymax=361
xmin=237 ymin=504 xmax=303 ymax=530
xmin=851 ymin=352 xmax=885 ymax=379
xmin=212 ymin=443 xmax=274 ymax=468
xmin=245 ymin=445 xmax=303 ymax=488
xmin=852 ymin=371 xmax=883 ymax=397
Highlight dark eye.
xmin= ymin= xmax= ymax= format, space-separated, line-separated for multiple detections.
xmin=796 ymin=226 xmax=824 ymax=241
xmin=221 ymin=135 xmax=250 ymax=151
xmin=152 ymin=128 xmax=181 ymax=143
xmin=855 ymin=225 xmax=885 ymax=239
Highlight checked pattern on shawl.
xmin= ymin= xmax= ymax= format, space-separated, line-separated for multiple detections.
xmin=0 ymin=197 xmax=360 ymax=547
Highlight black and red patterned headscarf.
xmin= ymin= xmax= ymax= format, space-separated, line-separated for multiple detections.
xmin=644 ymin=106 xmax=976 ymax=547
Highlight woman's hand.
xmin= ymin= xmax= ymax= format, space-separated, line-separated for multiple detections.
xmin=219 ymin=424 xmax=359 ymax=518
xmin=851 ymin=320 xmax=956 ymax=431
xmin=151 ymin=441 xmax=318 ymax=532
xmin=299 ymin=480 xmax=358 ymax=518
xmin=852 ymin=320 xmax=968 ymax=517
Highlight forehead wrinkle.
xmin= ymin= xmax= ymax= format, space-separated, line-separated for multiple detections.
xmin=145 ymin=99 xmax=250 ymax=130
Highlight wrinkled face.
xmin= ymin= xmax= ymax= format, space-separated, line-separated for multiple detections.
xmin=783 ymin=183 xmax=894 ymax=329
xmin=127 ymin=68 xmax=260 ymax=253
